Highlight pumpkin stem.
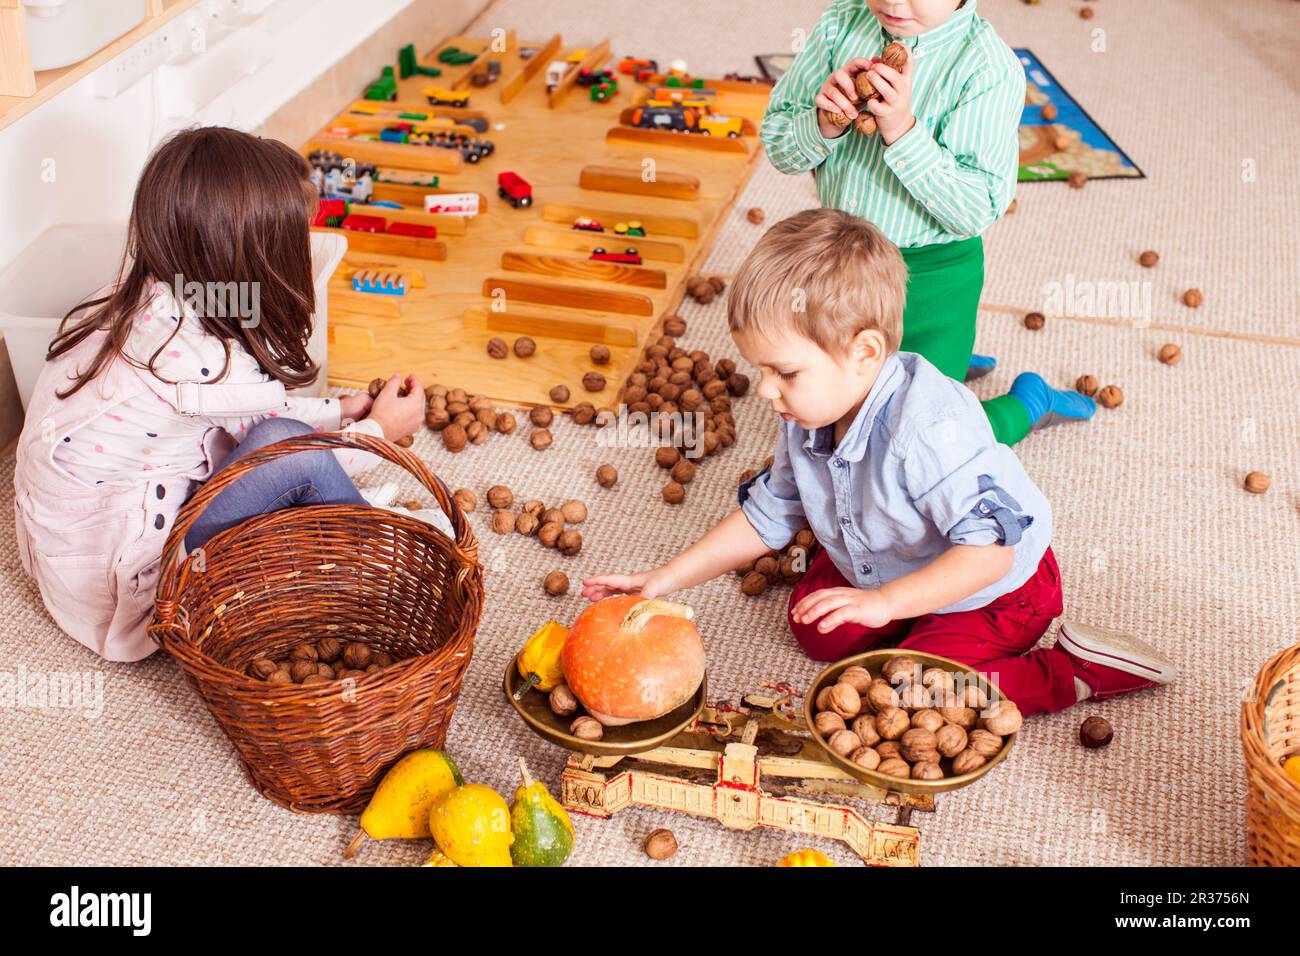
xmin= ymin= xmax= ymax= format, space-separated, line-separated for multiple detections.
xmin=621 ymin=598 xmax=694 ymax=634
xmin=518 ymin=756 xmax=534 ymax=789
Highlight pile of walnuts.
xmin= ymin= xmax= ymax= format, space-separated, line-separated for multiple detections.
xmin=245 ymin=638 xmax=397 ymax=686
xmin=408 ymin=382 xmax=517 ymax=453
xmin=475 ymin=484 xmax=587 ymax=557
xmin=544 ymin=681 xmax=607 ymax=742
xmin=810 ymin=655 xmax=1022 ymax=781
xmin=732 ymin=458 xmax=812 ymax=595
xmin=685 ymin=275 xmax=727 ymax=305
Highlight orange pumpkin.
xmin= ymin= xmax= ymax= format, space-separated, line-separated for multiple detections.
xmin=561 ymin=596 xmax=705 ymax=726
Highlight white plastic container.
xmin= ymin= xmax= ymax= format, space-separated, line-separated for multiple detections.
xmin=24 ymin=0 xmax=149 ymax=72
xmin=0 ymin=224 xmax=346 ymax=410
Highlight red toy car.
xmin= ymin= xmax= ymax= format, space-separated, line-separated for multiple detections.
xmin=590 ymin=246 xmax=642 ymax=265
xmin=497 ymin=171 xmax=533 ymax=208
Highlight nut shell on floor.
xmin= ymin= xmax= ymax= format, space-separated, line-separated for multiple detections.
xmin=1158 ymin=343 xmax=1182 ymax=365
xmin=1138 ymin=250 xmax=1159 ymax=268
xmin=530 ymin=429 xmax=553 ymax=450
xmin=644 ymin=829 xmax=678 ymax=860
xmin=1182 ymin=288 xmax=1203 ymax=308
xmin=1023 ymin=311 xmax=1045 ymax=330
xmin=1096 ymin=385 xmax=1124 ymax=409
xmin=543 ymin=570 xmax=569 ymax=596
xmin=1074 ymin=374 xmax=1099 ymax=397
xmin=596 ymin=463 xmax=618 ymax=487
xmin=513 ymin=336 xmax=536 ymax=357
xmin=1243 ymin=471 xmax=1270 ymax=494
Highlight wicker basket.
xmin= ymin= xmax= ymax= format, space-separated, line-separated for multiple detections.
xmin=150 ymin=432 xmax=483 ymax=814
xmin=1241 ymin=642 xmax=1300 ymax=866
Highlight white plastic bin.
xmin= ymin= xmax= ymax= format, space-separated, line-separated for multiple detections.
xmin=0 ymin=224 xmax=346 ymax=410
xmin=24 ymin=0 xmax=149 ymax=72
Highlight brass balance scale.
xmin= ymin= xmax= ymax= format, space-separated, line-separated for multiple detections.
xmin=504 ymin=648 xmax=1016 ymax=866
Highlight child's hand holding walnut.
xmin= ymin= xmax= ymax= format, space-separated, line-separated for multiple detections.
xmin=860 ymin=49 xmax=916 ymax=146
xmin=814 ymin=57 xmax=876 ymax=137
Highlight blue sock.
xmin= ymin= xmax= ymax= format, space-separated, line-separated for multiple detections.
xmin=1008 ymin=372 xmax=1097 ymax=430
xmin=965 ymin=354 xmax=997 ymax=382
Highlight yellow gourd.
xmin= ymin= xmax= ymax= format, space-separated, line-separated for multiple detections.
xmin=420 ymin=848 xmax=458 ymax=867
xmin=344 ymin=749 xmax=462 ymax=859
xmin=777 ymin=849 xmax=835 ymax=867
xmin=1283 ymin=755 xmax=1300 ymax=787
xmin=430 ymin=783 xmax=514 ymax=867
xmin=516 ymin=620 xmax=569 ymax=693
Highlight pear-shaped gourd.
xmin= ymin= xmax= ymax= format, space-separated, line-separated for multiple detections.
xmin=430 ymin=783 xmax=514 ymax=867
xmin=509 ymin=757 xmax=574 ymax=867
xmin=344 ymin=749 xmax=463 ymax=859
xmin=515 ymin=620 xmax=569 ymax=695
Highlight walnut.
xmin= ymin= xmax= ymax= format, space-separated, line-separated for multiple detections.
xmin=875 ymin=741 xmax=902 ymax=761
xmin=342 ymin=642 xmax=371 ymax=669
xmin=669 ymin=459 xmax=696 ymax=485
xmin=315 ymin=638 xmax=342 ymax=663
xmin=453 ymin=488 xmax=477 ymax=513
xmin=368 ymin=377 xmax=386 ymax=399
xmin=290 ymin=643 xmax=319 ymax=663
xmin=866 ymin=679 xmax=900 ymax=714
xmin=739 ymin=570 xmax=767 ymax=596
xmin=1139 ymin=250 xmax=1159 ymax=268
xmin=828 ymin=729 xmax=861 ymax=757
xmin=596 ymin=464 xmax=618 ymax=487
xmin=910 ymin=709 xmax=944 ymax=733
xmin=828 ymin=682 xmax=861 ymax=719
xmin=961 ymin=682 xmax=989 ymax=709
xmin=898 ymin=684 xmax=930 ymax=711
xmin=662 ymin=481 xmax=686 ymax=505
xmin=516 ymin=512 xmax=540 ymax=536
xmin=466 ymin=420 xmax=488 ymax=445
xmin=548 ymin=683 xmax=578 ymax=716
xmin=371 ymin=651 xmax=394 ymax=668
xmin=1075 ymin=375 xmax=1099 ymax=397
xmin=1079 ymin=715 xmax=1113 ymax=749
xmin=530 ymin=429 xmax=553 ymax=450
xmin=663 ymin=316 xmax=687 ymax=337
xmin=513 ymin=336 xmax=536 ymax=357
xmin=487 ymin=337 xmax=508 ymax=359
xmin=813 ymin=711 xmax=846 ymax=737
xmin=968 ymin=728 xmax=1004 ymax=757
xmin=900 ymin=728 xmax=939 ymax=763
xmin=823 ymin=107 xmax=853 ymax=127
xmin=561 ymin=500 xmax=588 ymax=523
xmin=754 ymin=556 xmax=780 ymax=582
xmin=248 ymin=658 xmax=278 ymax=680
xmin=979 ymin=700 xmax=1023 ymax=736
xmin=476 ymin=407 xmax=497 ymax=431
xmin=582 ymin=371 xmax=606 ymax=392
xmin=316 ymin=662 xmax=335 ymax=679
xmin=549 ymin=385 xmax=570 ymax=403
xmin=921 ymin=668 xmax=955 ymax=697
xmin=1244 ymin=471 xmax=1271 ymax=494
xmin=529 ymin=406 xmax=554 ymax=428
xmin=935 ymin=724 xmax=968 ymax=758
xmin=393 ymin=434 xmax=415 ymax=448
xmin=1097 ymin=385 xmax=1124 ymax=408
xmin=495 ymin=411 xmax=517 ymax=434
xmin=570 ymin=403 xmax=597 ymax=425
xmin=539 ymin=508 xmax=564 ymax=526
xmin=442 ymin=423 xmax=467 ymax=452
xmin=1068 ymin=171 xmax=1088 ymax=189
xmin=951 ymin=749 xmax=987 ymax=775
xmin=644 ymin=829 xmax=678 ymax=860
xmin=302 ymin=674 xmax=333 ymax=686
xmin=588 ymin=344 xmax=611 ymax=365
xmin=425 ymin=383 xmax=448 ymax=400
xmin=842 ymin=746 xmax=877 ymax=771
xmin=1156 ymin=343 xmax=1182 ymax=366
xmin=268 ymin=668 xmax=293 ymax=685
xmin=538 ymin=522 xmax=564 ymax=548
xmin=655 ymin=446 xmax=681 ymax=469
xmin=425 ymin=407 xmax=450 ymax=431
xmin=1040 ymin=102 xmax=1058 ymax=122
xmin=746 ymin=207 xmax=765 ymax=224
xmin=521 ymin=499 xmax=545 ymax=516
xmin=877 ymin=757 xmax=911 ymax=779
xmin=491 ymin=510 xmax=516 ymax=534
xmin=911 ymin=761 xmax=944 ymax=781
xmin=851 ymin=715 xmax=881 ymax=747
xmin=487 ymin=485 xmax=514 ymax=509
xmin=447 ymin=388 xmax=467 ymax=403
xmin=726 ymin=373 xmax=750 ymax=397
xmin=815 ymin=686 xmax=834 ymax=712
xmin=882 ymin=656 xmax=921 ymax=686
xmin=543 ymin=570 xmax=569 ymax=596
xmin=875 ymin=706 xmax=909 ymax=740
xmin=715 ymin=358 xmax=737 ymax=378
xmin=570 ymin=716 xmax=603 ymax=740
xmin=838 ymin=666 xmax=873 ymax=695
xmin=940 ymin=706 xmax=977 ymax=730
xmin=558 ymin=529 xmax=583 ymax=556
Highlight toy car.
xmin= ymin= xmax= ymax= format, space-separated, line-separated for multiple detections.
xmin=573 ymin=217 xmax=604 ymax=232
xmin=545 ymin=60 xmax=570 ymax=91
xmin=613 ymin=221 xmax=645 ymax=237
xmin=629 ymin=105 xmax=700 ymax=132
xmin=437 ymin=46 xmax=478 ymax=65
xmin=365 ymin=66 xmax=397 ymax=101
xmin=591 ymin=79 xmax=618 ymax=103
xmin=424 ymin=192 xmax=481 ymax=216
xmin=699 ymin=114 xmax=744 ymax=138
xmin=618 ymin=57 xmax=659 ymax=82
xmin=498 ymin=171 xmax=533 ymax=208
xmin=591 ymin=247 xmax=642 ymax=265
xmin=424 ymin=85 xmax=470 ymax=108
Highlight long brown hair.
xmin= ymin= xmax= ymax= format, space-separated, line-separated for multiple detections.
xmin=48 ymin=126 xmax=320 ymax=397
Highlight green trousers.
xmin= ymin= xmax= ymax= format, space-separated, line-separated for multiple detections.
xmin=899 ymin=236 xmax=1030 ymax=446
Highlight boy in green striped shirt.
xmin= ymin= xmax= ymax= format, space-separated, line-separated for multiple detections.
xmin=761 ymin=0 xmax=1096 ymax=444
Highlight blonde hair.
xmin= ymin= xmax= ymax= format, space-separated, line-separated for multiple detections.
xmin=727 ymin=208 xmax=907 ymax=354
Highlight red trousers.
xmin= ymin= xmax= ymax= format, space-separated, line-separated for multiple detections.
xmin=788 ymin=546 xmax=1078 ymax=715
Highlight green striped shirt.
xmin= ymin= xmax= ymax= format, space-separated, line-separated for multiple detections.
xmin=760 ymin=0 xmax=1025 ymax=247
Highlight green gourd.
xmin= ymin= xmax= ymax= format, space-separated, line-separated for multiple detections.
xmin=509 ymin=757 xmax=574 ymax=867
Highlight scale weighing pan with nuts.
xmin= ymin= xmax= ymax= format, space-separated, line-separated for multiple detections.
xmin=506 ymin=646 xmax=1013 ymax=865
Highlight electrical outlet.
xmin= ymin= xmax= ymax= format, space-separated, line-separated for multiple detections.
xmin=91 ymin=27 xmax=181 ymax=98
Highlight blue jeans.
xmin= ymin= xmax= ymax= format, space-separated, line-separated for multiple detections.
xmin=184 ymin=418 xmax=367 ymax=550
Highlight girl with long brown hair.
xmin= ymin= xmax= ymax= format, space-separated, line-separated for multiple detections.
xmin=13 ymin=127 xmax=428 ymax=661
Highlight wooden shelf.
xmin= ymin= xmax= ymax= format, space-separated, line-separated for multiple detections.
xmin=0 ymin=0 xmax=202 ymax=132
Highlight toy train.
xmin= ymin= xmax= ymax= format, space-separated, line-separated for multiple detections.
xmin=628 ymin=105 xmax=743 ymax=137
xmin=377 ymin=122 xmax=495 ymax=163
xmin=313 ymin=199 xmax=437 ymax=239
xmin=498 ymin=171 xmax=532 ymax=208
xmin=590 ymin=247 xmax=642 ymax=265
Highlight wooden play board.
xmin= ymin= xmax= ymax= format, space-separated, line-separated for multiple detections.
xmin=305 ymin=33 xmax=772 ymax=409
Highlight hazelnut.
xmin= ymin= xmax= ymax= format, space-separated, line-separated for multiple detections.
xmin=877 ymin=757 xmax=911 ymax=779
xmin=726 ymin=373 xmax=750 ymax=397
xmin=828 ymin=682 xmax=861 ymax=719
xmin=530 ymin=429 xmax=553 ymax=450
xmin=935 ymin=723 xmax=968 ymax=758
xmin=1158 ymin=343 xmax=1182 ymax=366
xmin=1182 ymin=288 xmax=1203 ymax=308
xmin=342 ymin=642 xmax=371 ymax=669
xmin=1097 ymin=385 xmax=1124 ymax=409
xmin=530 ymin=405 xmax=554 ymax=428
xmin=544 ymin=570 xmax=570 ymax=596
xmin=655 ymin=446 xmax=681 ymax=469
xmin=951 ymin=749 xmax=987 ymax=775
xmin=549 ymin=385 xmax=570 ymax=403
xmin=1067 ymin=170 xmax=1088 ymax=189
xmin=745 ymin=206 xmax=765 ymax=224
xmin=1138 ymin=250 xmax=1159 ymax=268
xmin=1079 ymin=715 xmax=1114 ymax=749
xmin=582 ymin=371 xmax=606 ymax=392
xmin=1040 ymin=102 xmax=1058 ymax=122
xmin=491 ymin=510 xmax=516 ymax=533
xmin=561 ymin=499 xmax=588 ymax=523
xmin=839 ymin=666 xmax=873 ymax=695
xmin=967 ymin=729 xmax=1004 ymax=757
xmin=453 ymin=488 xmax=477 ymax=513
xmin=538 ymin=522 xmax=564 ymax=548
xmin=866 ymin=679 xmax=900 ymax=714
xmin=875 ymin=706 xmax=910 ymax=740
xmin=549 ymin=683 xmax=578 ymax=716
xmin=850 ymin=746 xmax=881 ymax=770
xmin=316 ymin=638 xmax=342 ymax=663
xmin=851 ymin=715 xmax=881 ymax=747
xmin=940 ymin=706 xmax=977 ymax=730
xmin=828 ymin=729 xmax=862 ymax=757
xmin=495 ymin=411 xmax=517 ymax=434
xmin=1244 ymin=471 xmax=1270 ymax=494
xmin=662 ymin=481 xmax=686 ymax=505
xmin=910 ymin=709 xmax=945 ymax=733
xmin=558 ymin=529 xmax=583 ymax=556
xmin=882 ymin=656 xmax=921 ymax=686
xmin=513 ymin=336 xmax=536 ymax=358
xmin=1023 ymin=311 xmax=1046 ymax=330
xmin=644 ymin=829 xmax=678 ymax=860
xmin=570 ymin=716 xmax=603 ymax=740
xmin=487 ymin=337 xmax=509 ymax=359
xmin=442 ymin=423 xmax=468 ymax=453
xmin=979 ymin=699 xmax=1023 ymax=736
xmin=516 ymin=511 xmax=540 ymax=536
xmin=1074 ymin=374 xmax=1099 ymax=397
xmin=590 ymin=344 xmax=611 ymax=365
xmin=487 ymin=485 xmax=514 ymax=509
xmin=911 ymin=761 xmax=944 ymax=781
xmin=813 ymin=711 xmax=846 ymax=737
xmin=596 ymin=464 xmax=618 ymax=488
xmin=290 ymin=643 xmax=319 ymax=663
xmin=670 ymin=459 xmax=696 ymax=485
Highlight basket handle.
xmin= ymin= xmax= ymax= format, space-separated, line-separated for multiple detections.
xmin=152 ymin=431 xmax=479 ymax=623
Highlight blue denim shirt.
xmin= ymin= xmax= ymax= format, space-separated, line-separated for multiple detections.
xmin=741 ymin=352 xmax=1051 ymax=613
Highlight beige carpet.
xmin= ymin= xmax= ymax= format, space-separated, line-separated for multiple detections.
xmin=2 ymin=0 xmax=1298 ymax=867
